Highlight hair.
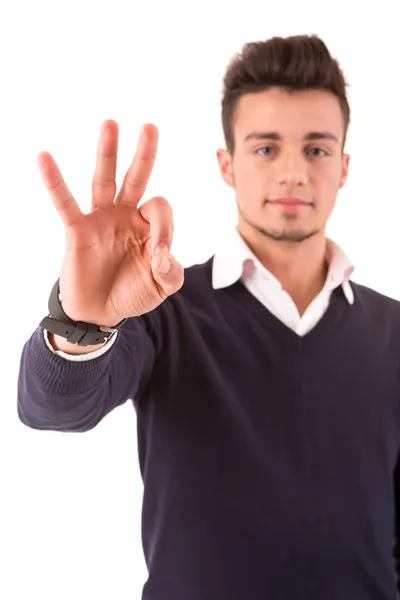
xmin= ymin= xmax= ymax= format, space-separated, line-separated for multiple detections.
xmin=221 ymin=34 xmax=351 ymax=155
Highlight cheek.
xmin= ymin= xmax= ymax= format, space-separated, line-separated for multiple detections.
xmin=236 ymin=161 xmax=271 ymax=190
xmin=234 ymin=160 xmax=262 ymax=189
xmin=313 ymin=163 xmax=342 ymax=191
xmin=314 ymin=171 xmax=341 ymax=212
xmin=323 ymin=160 xmax=344 ymax=182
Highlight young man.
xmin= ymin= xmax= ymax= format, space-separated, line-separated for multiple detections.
xmin=18 ymin=34 xmax=400 ymax=599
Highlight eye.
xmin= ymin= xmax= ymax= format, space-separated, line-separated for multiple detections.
xmin=256 ymin=146 xmax=328 ymax=157
xmin=307 ymin=147 xmax=328 ymax=157
xmin=256 ymin=146 xmax=274 ymax=156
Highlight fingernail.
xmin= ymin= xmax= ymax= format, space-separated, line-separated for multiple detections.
xmin=158 ymin=257 xmax=171 ymax=274
xmin=154 ymin=244 xmax=168 ymax=256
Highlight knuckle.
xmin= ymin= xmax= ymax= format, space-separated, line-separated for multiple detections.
xmin=92 ymin=179 xmax=117 ymax=190
xmin=97 ymin=149 xmax=117 ymax=159
xmin=151 ymin=196 xmax=172 ymax=211
xmin=140 ymin=196 xmax=173 ymax=220
xmin=60 ymin=193 xmax=76 ymax=210
xmin=152 ymin=195 xmax=168 ymax=204
xmin=46 ymin=178 xmax=63 ymax=192
xmin=124 ymin=176 xmax=147 ymax=190
xmin=136 ymin=152 xmax=155 ymax=165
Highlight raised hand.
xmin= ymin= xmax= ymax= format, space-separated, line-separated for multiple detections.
xmin=37 ymin=121 xmax=184 ymax=327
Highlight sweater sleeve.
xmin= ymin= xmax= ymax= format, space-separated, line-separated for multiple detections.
xmin=17 ymin=314 xmax=158 ymax=432
xmin=393 ymin=455 xmax=400 ymax=593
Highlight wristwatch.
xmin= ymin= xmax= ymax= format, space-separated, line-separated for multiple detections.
xmin=39 ymin=279 xmax=128 ymax=347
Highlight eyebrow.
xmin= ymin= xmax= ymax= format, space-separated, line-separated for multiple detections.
xmin=244 ymin=131 xmax=339 ymax=144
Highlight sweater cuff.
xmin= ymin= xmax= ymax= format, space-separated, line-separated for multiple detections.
xmin=29 ymin=327 xmax=115 ymax=395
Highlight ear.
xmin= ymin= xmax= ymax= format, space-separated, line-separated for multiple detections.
xmin=216 ymin=149 xmax=235 ymax=188
xmin=339 ymin=154 xmax=350 ymax=188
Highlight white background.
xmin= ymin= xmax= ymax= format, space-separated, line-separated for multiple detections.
xmin=1 ymin=0 xmax=399 ymax=598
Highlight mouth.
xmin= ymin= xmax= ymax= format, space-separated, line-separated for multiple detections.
xmin=268 ymin=197 xmax=311 ymax=210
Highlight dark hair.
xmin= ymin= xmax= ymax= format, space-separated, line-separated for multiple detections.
xmin=221 ymin=34 xmax=351 ymax=154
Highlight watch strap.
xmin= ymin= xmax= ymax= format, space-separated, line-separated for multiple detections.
xmin=39 ymin=279 xmax=128 ymax=347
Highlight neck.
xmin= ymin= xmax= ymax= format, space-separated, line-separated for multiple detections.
xmin=238 ymin=226 xmax=329 ymax=316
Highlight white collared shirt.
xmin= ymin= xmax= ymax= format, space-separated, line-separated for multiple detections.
xmin=212 ymin=228 xmax=355 ymax=337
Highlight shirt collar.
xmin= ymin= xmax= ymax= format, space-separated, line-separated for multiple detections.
xmin=212 ymin=228 xmax=355 ymax=305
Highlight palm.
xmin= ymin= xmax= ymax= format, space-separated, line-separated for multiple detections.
xmin=61 ymin=203 xmax=156 ymax=325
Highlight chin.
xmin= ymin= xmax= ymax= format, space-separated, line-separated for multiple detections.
xmin=256 ymin=222 xmax=322 ymax=243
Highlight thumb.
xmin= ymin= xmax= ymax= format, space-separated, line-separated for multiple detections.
xmin=150 ymin=244 xmax=184 ymax=295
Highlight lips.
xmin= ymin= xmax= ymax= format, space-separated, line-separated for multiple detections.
xmin=270 ymin=197 xmax=309 ymax=205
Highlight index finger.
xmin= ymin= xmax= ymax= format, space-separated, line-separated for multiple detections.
xmin=115 ymin=123 xmax=158 ymax=208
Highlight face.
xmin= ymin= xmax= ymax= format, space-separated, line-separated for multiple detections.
xmin=217 ymin=87 xmax=350 ymax=244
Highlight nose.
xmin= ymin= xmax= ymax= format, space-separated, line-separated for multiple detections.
xmin=276 ymin=150 xmax=308 ymax=186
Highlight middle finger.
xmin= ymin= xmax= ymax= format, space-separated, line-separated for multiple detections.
xmin=91 ymin=120 xmax=119 ymax=211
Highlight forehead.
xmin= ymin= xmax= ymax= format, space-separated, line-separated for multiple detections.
xmin=234 ymin=87 xmax=344 ymax=141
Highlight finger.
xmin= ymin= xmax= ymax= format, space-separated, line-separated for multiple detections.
xmin=115 ymin=123 xmax=158 ymax=208
xmin=139 ymin=196 xmax=174 ymax=256
xmin=140 ymin=196 xmax=184 ymax=296
xmin=151 ymin=249 xmax=185 ymax=299
xmin=91 ymin=120 xmax=119 ymax=211
xmin=37 ymin=151 xmax=82 ymax=228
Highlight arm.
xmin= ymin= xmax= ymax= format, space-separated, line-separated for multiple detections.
xmin=17 ymin=314 xmax=158 ymax=432
xmin=393 ymin=455 xmax=400 ymax=592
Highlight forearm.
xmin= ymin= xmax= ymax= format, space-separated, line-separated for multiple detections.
xmin=17 ymin=318 xmax=156 ymax=432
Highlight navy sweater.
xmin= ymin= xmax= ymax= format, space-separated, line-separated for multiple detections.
xmin=17 ymin=257 xmax=400 ymax=599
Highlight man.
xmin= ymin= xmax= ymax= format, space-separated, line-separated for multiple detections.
xmin=18 ymin=34 xmax=400 ymax=599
